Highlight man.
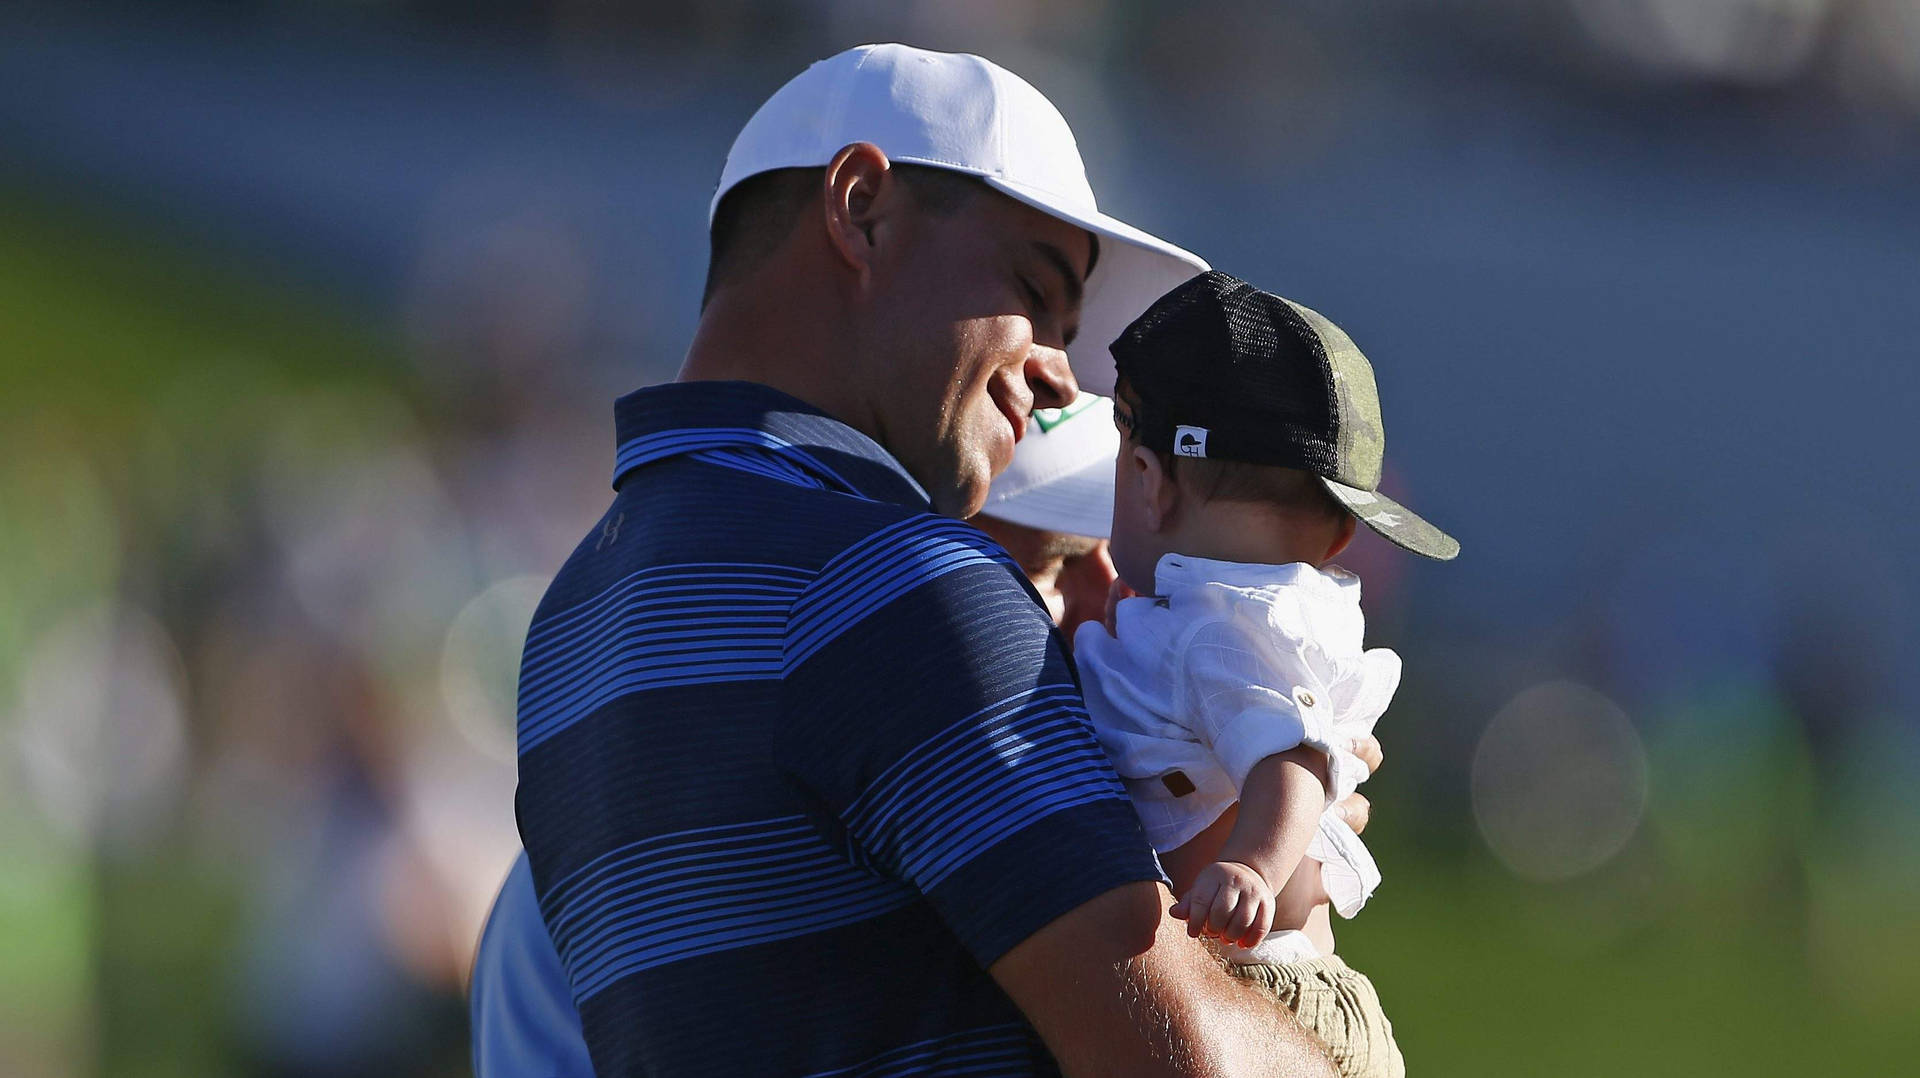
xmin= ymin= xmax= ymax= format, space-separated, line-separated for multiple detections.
xmin=476 ymin=395 xmax=1386 ymax=1074
xmin=513 ymin=44 xmax=1346 ymax=1075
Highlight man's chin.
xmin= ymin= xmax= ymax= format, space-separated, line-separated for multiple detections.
xmin=921 ymin=441 xmax=999 ymax=519
xmin=929 ymin=480 xmax=991 ymax=521
xmin=922 ymin=458 xmax=995 ymax=520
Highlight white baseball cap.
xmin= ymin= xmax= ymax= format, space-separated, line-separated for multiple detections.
xmin=977 ymin=393 xmax=1118 ymax=540
xmin=712 ymin=43 xmax=1209 ymax=395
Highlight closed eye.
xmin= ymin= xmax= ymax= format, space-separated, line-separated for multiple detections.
xmin=1020 ymin=276 xmax=1049 ymax=314
xmin=1020 ymin=274 xmax=1073 ymax=346
xmin=1027 ymin=240 xmax=1087 ymax=348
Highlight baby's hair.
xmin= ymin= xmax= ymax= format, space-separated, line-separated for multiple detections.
xmin=1171 ymin=456 xmax=1345 ymax=520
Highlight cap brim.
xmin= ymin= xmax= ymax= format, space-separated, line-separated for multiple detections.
xmin=979 ymin=175 xmax=1209 ymax=396
xmin=1321 ymin=479 xmax=1460 ymax=561
xmin=977 ymin=456 xmax=1115 ymax=540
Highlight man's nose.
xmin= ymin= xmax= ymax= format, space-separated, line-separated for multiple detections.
xmin=1023 ymin=345 xmax=1078 ymax=412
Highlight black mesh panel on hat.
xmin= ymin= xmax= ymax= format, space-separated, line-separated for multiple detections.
xmin=1109 ymin=271 xmax=1339 ymax=473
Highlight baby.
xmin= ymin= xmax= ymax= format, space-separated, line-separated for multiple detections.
xmin=1076 ymin=271 xmax=1458 ymax=1078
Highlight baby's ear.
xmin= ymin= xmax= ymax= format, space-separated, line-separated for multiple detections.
xmin=1325 ymin=513 xmax=1358 ymax=561
xmin=1133 ymin=447 xmax=1177 ymax=532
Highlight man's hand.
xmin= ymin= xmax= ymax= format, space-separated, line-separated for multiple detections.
xmin=1334 ymin=791 xmax=1370 ymax=834
xmin=1336 ymin=733 xmax=1381 ymax=834
xmin=1172 ymin=860 xmax=1276 ymax=949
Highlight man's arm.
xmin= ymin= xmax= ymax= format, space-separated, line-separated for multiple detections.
xmin=994 ymin=737 xmax=1387 ymax=1075
xmin=991 ymin=880 xmax=1340 ymax=1078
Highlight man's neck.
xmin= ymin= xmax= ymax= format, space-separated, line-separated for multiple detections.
xmin=676 ymin=283 xmax=883 ymax=446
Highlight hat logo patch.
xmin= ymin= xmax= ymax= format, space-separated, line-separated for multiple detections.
xmin=1174 ymin=425 xmax=1210 ymax=458
xmin=1032 ymin=394 xmax=1098 ymax=433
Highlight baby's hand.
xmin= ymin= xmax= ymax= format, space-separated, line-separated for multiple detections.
xmin=1169 ymin=860 xmax=1275 ymax=950
xmin=1102 ymin=577 xmax=1137 ymax=636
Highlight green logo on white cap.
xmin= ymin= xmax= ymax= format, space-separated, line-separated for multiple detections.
xmin=1031 ymin=394 xmax=1099 ymax=433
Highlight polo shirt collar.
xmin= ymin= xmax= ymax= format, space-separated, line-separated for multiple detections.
xmin=612 ymin=381 xmax=932 ymax=509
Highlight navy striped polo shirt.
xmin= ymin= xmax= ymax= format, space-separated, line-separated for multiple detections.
xmin=514 ymin=381 xmax=1163 ymax=1077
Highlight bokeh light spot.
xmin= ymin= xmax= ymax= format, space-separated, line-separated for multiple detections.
xmin=1471 ymin=680 xmax=1650 ymax=882
xmin=439 ymin=575 xmax=548 ymax=762
xmin=12 ymin=603 xmax=189 ymax=846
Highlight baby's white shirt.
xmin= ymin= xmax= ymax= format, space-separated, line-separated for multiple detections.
xmin=1073 ymin=553 xmax=1401 ymax=931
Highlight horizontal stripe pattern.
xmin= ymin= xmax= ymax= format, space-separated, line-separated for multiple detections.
xmin=844 ymin=684 xmax=1130 ymax=890
xmin=614 ymin=426 xmax=857 ymax=492
xmin=542 ymin=817 xmax=916 ymax=1002
xmin=516 ymin=562 xmax=809 ymax=752
xmin=785 ymin=515 xmax=1018 ymax=670
xmin=510 ymin=384 xmax=1165 ymax=1074
xmin=801 ymin=1024 xmax=1043 ymax=1078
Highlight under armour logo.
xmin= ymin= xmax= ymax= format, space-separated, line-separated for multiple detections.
xmin=595 ymin=511 xmax=624 ymax=551
xmin=1173 ymin=425 xmax=1209 ymax=458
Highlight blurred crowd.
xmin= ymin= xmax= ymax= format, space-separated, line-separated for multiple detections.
xmin=2 ymin=2 xmax=1916 ymax=1076
xmin=1 ymin=225 xmax=605 ymax=1074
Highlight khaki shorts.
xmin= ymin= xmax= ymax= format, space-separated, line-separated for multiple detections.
xmin=1227 ymin=954 xmax=1405 ymax=1078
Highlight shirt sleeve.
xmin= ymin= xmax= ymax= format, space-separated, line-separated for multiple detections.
xmin=1176 ymin=607 xmax=1401 ymax=801
xmin=470 ymin=853 xmax=595 ymax=1078
xmin=1176 ymin=612 xmax=1323 ymax=789
xmin=778 ymin=513 xmax=1164 ymax=967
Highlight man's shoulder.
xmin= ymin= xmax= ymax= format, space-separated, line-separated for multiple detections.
xmin=784 ymin=507 xmax=1039 ymax=668
xmin=626 ymin=453 xmax=1020 ymax=594
xmin=810 ymin=505 xmax=1012 ymax=578
xmin=548 ymin=454 xmax=927 ymax=600
xmin=624 ymin=450 xmax=947 ymax=554
xmin=547 ymin=457 xmax=1036 ymax=658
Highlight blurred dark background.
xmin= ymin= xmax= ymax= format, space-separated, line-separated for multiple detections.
xmin=2 ymin=2 xmax=1916 ymax=1075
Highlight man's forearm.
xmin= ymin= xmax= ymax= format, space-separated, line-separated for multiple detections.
xmin=1109 ymin=900 xmax=1341 ymax=1078
xmin=996 ymin=881 xmax=1339 ymax=1078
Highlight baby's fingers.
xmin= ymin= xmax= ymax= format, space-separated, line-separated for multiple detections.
xmin=1233 ymin=894 xmax=1276 ymax=950
xmin=1200 ymin=885 xmax=1242 ymax=941
xmin=1181 ymin=880 xmax=1219 ymax=938
xmin=1212 ymin=886 xmax=1259 ymax=943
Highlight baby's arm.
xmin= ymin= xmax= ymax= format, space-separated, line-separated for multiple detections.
xmin=1169 ymin=746 xmax=1328 ymax=949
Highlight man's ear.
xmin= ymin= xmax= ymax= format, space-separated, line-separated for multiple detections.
xmin=821 ymin=142 xmax=897 ymax=289
xmin=1325 ymin=513 xmax=1358 ymax=561
xmin=1132 ymin=447 xmax=1179 ymax=533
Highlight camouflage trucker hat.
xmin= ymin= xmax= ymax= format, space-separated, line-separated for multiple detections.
xmin=1109 ymin=270 xmax=1459 ymax=561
